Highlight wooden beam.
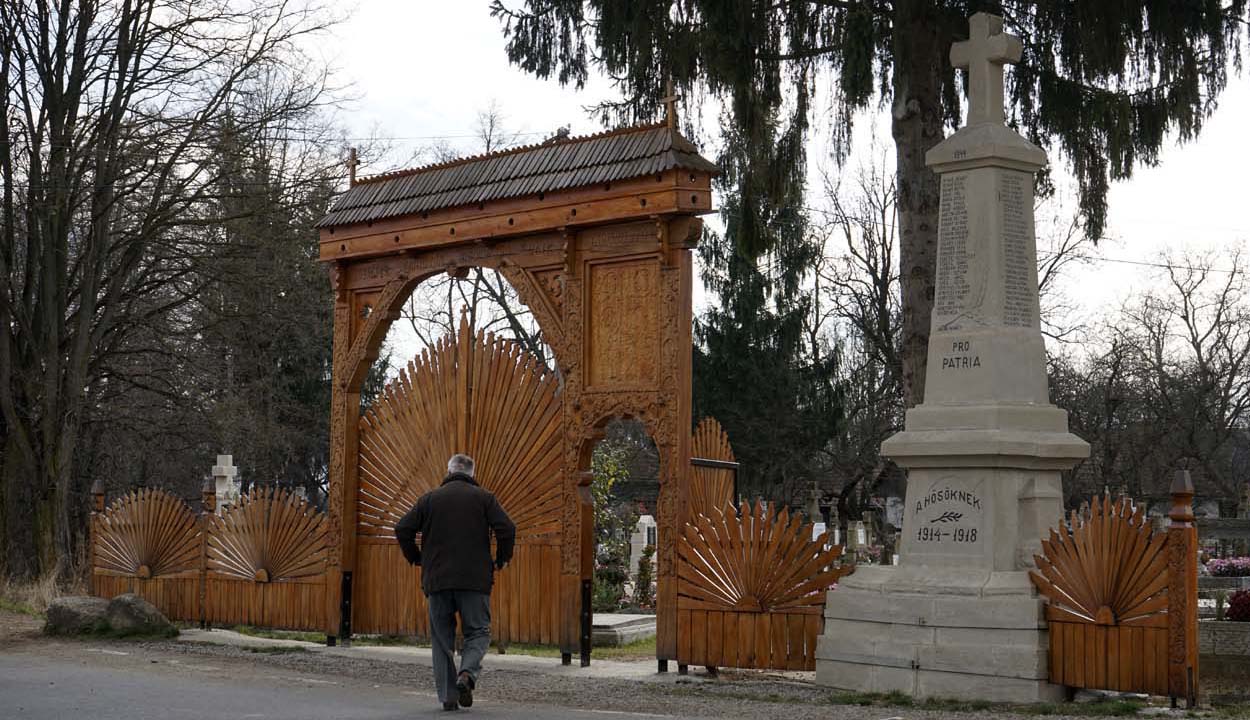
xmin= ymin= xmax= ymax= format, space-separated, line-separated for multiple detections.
xmin=318 ymin=173 xmax=714 ymax=263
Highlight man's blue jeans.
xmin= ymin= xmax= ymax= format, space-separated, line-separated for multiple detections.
xmin=426 ymin=590 xmax=491 ymax=704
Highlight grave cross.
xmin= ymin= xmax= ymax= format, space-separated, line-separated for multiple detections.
xmin=950 ymin=12 xmax=1022 ymax=126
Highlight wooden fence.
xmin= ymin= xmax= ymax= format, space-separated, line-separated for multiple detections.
xmin=1029 ymin=472 xmax=1199 ymax=705
xmin=677 ymin=501 xmax=853 ymax=671
xmin=90 ymin=484 xmax=330 ymax=632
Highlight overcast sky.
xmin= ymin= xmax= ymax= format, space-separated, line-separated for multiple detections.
xmin=324 ymin=1 xmax=1250 ymax=361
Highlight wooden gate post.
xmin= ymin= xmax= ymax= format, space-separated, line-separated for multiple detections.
xmin=1167 ymin=469 xmax=1199 ymax=707
xmin=200 ymin=475 xmax=215 ymax=629
xmin=89 ymin=478 xmax=105 ymax=596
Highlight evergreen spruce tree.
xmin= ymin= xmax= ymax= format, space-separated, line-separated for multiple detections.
xmin=492 ymin=0 xmax=1249 ymax=407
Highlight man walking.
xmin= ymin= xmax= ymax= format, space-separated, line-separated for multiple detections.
xmin=395 ymin=453 xmax=515 ymax=711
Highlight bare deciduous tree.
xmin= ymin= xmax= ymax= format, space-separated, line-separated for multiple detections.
xmin=0 ymin=0 xmax=336 ymax=579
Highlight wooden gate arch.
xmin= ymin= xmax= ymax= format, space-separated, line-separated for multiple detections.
xmin=317 ymin=120 xmax=718 ymax=665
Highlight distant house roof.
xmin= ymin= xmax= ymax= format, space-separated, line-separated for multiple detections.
xmin=316 ymin=123 xmax=719 ymax=229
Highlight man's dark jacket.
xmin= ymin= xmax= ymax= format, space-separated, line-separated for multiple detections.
xmin=394 ymin=472 xmax=516 ymax=595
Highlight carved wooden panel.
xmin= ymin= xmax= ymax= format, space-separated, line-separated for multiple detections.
xmin=1030 ymin=495 xmax=1168 ymax=628
xmin=585 ymin=258 xmax=660 ymax=388
xmin=1029 ymin=492 xmax=1196 ymax=699
xmin=355 ymin=314 xmax=563 ymax=541
xmin=677 ymin=501 xmax=852 ymax=671
xmin=679 ymin=501 xmax=852 ymax=615
xmin=93 ymin=489 xmax=200 ymax=578
xmin=206 ymin=487 xmax=328 ymax=582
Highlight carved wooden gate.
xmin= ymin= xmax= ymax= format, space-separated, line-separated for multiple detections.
xmin=351 ymin=317 xmax=564 ymax=645
xmin=91 ymin=488 xmax=203 ymax=621
xmin=676 ymin=501 xmax=852 ymax=671
xmin=1029 ymin=472 xmax=1199 ymax=705
xmin=90 ymin=485 xmax=330 ymax=631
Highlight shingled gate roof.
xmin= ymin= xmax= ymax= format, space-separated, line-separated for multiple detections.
xmin=315 ymin=123 xmax=720 ymax=228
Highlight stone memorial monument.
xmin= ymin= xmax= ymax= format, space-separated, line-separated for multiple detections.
xmin=814 ymin=13 xmax=1088 ymax=702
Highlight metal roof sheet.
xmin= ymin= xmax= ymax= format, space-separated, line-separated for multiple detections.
xmin=316 ymin=124 xmax=719 ymax=228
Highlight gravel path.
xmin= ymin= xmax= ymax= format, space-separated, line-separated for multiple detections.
xmin=0 ymin=610 xmax=1196 ymax=719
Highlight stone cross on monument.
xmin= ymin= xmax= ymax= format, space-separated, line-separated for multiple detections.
xmin=815 ymin=13 xmax=1088 ymax=703
xmin=950 ymin=13 xmax=1022 ymax=126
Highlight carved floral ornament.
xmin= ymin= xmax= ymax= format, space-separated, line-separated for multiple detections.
xmin=1029 ymin=494 xmax=1169 ymax=627
xmin=94 ymin=488 xmax=200 ymax=578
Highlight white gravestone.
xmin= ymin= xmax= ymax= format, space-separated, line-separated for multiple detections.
xmin=814 ymin=13 xmax=1088 ymax=703
xmin=629 ymin=514 xmax=657 ymax=578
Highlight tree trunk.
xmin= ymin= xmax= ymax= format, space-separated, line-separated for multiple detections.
xmin=4 ymin=433 xmax=37 ymax=579
xmin=891 ymin=2 xmax=948 ymax=408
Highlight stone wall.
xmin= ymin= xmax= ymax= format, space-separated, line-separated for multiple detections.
xmin=1200 ymin=620 xmax=1250 ymax=656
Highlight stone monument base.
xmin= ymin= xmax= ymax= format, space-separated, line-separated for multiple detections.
xmin=814 ymin=566 xmax=1065 ymax=703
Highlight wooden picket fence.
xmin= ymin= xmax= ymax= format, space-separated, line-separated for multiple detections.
xmin=90 ymin=485 xmax=330 ymax=632
xmin=677 ymin=501 xmax=853 ymax=671
xmin=1029 ymin=472 xmax=1199 ymax=705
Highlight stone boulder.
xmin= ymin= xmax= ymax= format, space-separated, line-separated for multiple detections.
xmin=44 ymin=596 xmax=109 ymax=635
xmin=106 ymin=593 xmax=176 ymax=637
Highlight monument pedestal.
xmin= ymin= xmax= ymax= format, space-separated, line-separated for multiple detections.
xmin=814 ymin=13 xmax=1089 ymax=702
xmin=816 ymin=568 xmax=1061 ymax=702
xmin=815 ymin=419 xmax=1082 ymax=702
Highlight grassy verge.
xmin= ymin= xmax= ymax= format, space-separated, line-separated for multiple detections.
xmin=672 ymin=687 xmax=1151 ymax=717
xmin=496 ymin=636 xmax=657 ymax=660
xmin=0 ymin=572 xmax=75 ymax=615
xmin=0 ymin=597 xmax=43 ymax=617
xmin=229 ymin=625 xmax=428 ymax=648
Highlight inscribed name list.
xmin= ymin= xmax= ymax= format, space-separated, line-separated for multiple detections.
xmin=999 ymin=170 xmax=1034 ymax=328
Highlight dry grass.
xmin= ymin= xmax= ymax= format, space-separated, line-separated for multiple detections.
xmin=0 ymin=572 xmax=85 ymax=615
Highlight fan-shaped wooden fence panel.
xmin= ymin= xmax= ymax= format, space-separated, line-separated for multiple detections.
xmin=203 ymin=487 xmax=330 ymax=631
xmin=690 ymin=417 xmax=735 ymax=516
xmin=1029 ymin=477 xmax=1198 ymax=705
xmin=353 ymin=316 xmax=565 ymax=645
xmin=90 ymin=489 xmax=203 ymax=622
xmin=677 ymin=501 xmax=853 ymax=671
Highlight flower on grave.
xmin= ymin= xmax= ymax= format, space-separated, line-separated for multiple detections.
xmin=1208 ymin=557 xmax=1250 ymax=578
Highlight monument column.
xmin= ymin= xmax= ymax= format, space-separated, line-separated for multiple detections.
xmin=814 ymin=13 xmax=1088 ymax=703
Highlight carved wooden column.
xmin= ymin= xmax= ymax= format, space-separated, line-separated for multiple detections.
xmin=199 ymin=475 xmax=215 ymax=629
xmin=1167 ymin=469 xmax=1198 ymax=707
xmin=654 ymin=221 xmax=695 ymax=663
xmin=325 ymin=270 xmax=354 ymax=642
xmin=89 ymin=477 xmax=105 ymax=596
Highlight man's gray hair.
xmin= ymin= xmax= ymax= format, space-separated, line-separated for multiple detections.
xmin=447 ymin=453 xmax=475 ymax=477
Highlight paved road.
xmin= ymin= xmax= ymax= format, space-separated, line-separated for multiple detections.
xmin=0 ymin=651 xmax=684 ymax=720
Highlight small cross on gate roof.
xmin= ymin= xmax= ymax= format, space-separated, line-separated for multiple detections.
xmin=661 ymin=78 xmax=680 ymax=130
xmin=950 ymin=12 xmax=1022 ymax=127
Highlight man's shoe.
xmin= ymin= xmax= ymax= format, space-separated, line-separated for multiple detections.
xmin=442 ymin=700 xmax=458 ymax=711
xmin=456 ymin=672 xmax=474 ymax=708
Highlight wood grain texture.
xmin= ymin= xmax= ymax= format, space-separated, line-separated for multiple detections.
xmin=1030 ymin=494 xmax=1168 ymax=629
xmin=356 ymin=314 xmax=563 ymax=542
xmin=93 ymin=489 xmax=201 ymax=578
xmin=690 ymin=417 xmax=734 ymax=516
xmin=206 ymin=487 xmax=329 ymax=582
xmin=352 ymin=315 xmax=565 ymax=645
xmin=1031 ymin=491 xmax=1198 ymax=701
xmin=676 ymin=501 xmax=851 ymax=670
